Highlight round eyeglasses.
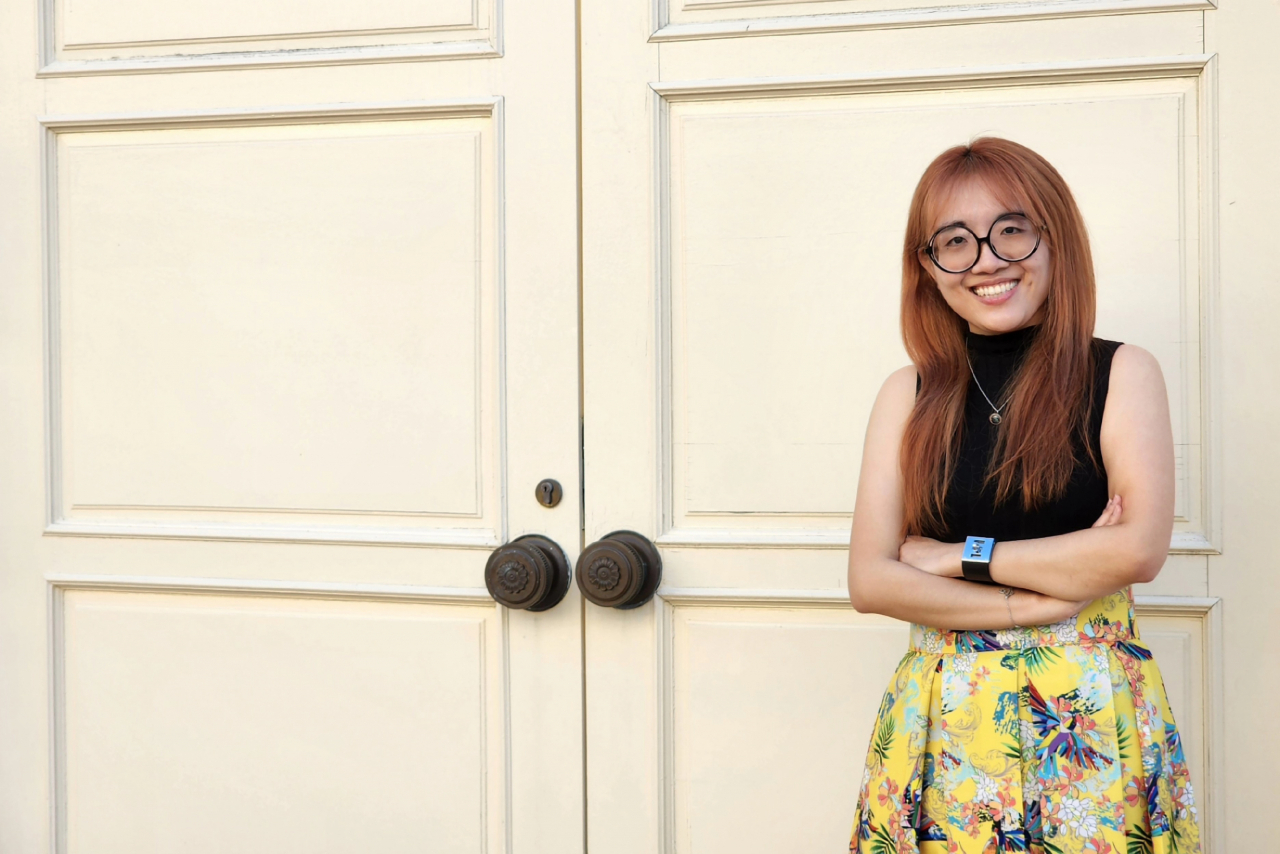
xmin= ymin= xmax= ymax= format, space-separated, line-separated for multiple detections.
xmin=926 ymin=212 xmax=1043 ymax=274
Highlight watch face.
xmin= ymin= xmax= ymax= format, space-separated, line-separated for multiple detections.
xmin=962 ymin=537 xmax=995 ymax=583
xmin=964 ymin=536 xmax=994 ymax=563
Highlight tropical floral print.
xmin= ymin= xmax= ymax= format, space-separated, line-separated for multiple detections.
xmin=850 ymin=587 xmax=1201 ymax=854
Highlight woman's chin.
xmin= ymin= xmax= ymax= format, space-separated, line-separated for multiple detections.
xmin=964 ymin=310 xmax=1039 ymax=336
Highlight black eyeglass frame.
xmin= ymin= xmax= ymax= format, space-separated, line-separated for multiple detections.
xmin=925 ymin=212 xmax=1044 ymax=274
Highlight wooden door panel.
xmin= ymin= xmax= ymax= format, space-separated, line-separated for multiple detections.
xmin=664 ymin=599 xmax=905 ymax=853
xmin=2 ymin=1 xmax=582 ymax=852
xmin=50 ymin=111 xmax=504 ymax=545
xmin=660 ymin=71 xmax=1212 ymax=550
xmin=583 ymin=3 xmax=1230 ymax=852
xmin=57 ymin=586 xmax=506 ymax=853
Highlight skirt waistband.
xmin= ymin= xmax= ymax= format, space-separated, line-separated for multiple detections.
xmin=908 ymin=587 xmax=1142 ymax=654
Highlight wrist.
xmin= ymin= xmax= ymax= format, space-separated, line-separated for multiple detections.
xmin=986 ymin=540 xmax=1011 ymax=585
xmin=999 ymin=586 xmax=1018 ymax=628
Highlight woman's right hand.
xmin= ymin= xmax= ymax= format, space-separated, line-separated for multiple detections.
xmin=1003 ymin=495 xmax=1121 ymax=627
xmin=1092 ymin=494 xmax=1122 ymax=527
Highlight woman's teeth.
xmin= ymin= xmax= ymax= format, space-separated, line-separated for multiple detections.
xmin=973 ymin=280 xmax=1018 ymax=297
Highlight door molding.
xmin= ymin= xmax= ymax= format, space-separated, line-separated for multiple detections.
xmin=39 ymin=0 xmax=503 ymax=77
xmin=651 ymin=0 xmax=1214 ymax=43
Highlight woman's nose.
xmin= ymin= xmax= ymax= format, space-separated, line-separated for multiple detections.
xmin=970 ymin=239 xmax=1008 ymax=274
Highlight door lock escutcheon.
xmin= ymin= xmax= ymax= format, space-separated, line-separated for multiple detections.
xmin=535 ymin=478 xmax=562 ymax=508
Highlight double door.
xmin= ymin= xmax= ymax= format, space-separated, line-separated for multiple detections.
xmin=0 ymin=0 xmax=1268 ymax=851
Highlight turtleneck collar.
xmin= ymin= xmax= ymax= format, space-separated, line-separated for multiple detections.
xmin=965 ymin=324 xmax=1040 ymax=357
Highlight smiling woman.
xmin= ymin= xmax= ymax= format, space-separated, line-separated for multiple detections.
xmin=846 ymin=138 xmax=1201 ymax=854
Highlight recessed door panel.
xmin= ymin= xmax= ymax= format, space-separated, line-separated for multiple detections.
xmin=58 ymin=587 xmax=505 ymax=853
xmin=668 ymin=602 xmax=905 ymax=852
xmin=53 ymin=115 xmax=502 ymax=541
xmin=663 ymin=76 xmax=1209 ymax=549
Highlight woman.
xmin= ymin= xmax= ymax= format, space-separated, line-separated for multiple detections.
xmin=846 ymin=138 xmax=1201 ymax=854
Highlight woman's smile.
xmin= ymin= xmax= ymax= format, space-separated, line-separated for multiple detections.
xmin=969 ymin=276 xmax=1020 ymax=302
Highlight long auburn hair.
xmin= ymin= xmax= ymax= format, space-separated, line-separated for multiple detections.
xmin=900 ymin=137 xmax=1098 ymax=536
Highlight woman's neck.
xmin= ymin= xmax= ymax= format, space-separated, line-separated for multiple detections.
xmin=965 ymin=324 xmax=1040 ymax=356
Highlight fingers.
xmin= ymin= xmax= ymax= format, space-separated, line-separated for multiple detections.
xmin=1091 ymin=494 xmax=1122 ymax=527
xmin=1106 ymin=495 xmax=1122 ymax=523
xmin=1089 ymin=498 xmax=1112 ymax=527
xmin=1100 ymin=496 xmax=1119 ymax=525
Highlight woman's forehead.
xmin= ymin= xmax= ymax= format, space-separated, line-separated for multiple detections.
xmin=928 ymin=176 xmax=1025 ymax=229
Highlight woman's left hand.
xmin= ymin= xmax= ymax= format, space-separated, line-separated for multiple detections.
xmin=898 ymin=536 xmax=963 ymax=578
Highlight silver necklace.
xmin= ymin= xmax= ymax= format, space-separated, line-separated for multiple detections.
xmin=965 ymin=354 xmax=1009 ymax=425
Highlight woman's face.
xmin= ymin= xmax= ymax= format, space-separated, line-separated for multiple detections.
xmin=917 ymin=178 xmax=1052 ymax=336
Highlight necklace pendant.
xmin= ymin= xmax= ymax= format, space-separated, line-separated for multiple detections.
xmin=989 ymin=412 xmax=1002 ymax=425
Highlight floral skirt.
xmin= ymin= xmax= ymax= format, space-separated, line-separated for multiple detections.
xmin=849 ymin=587 xmax=1201 ymax=854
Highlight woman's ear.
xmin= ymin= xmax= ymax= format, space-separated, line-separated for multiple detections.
xmin=916 ymin=248 xmax=936 ymax=282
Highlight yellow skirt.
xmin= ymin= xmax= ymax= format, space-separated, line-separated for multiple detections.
xmin=849 ymin=587 xmax=1202 ymax=854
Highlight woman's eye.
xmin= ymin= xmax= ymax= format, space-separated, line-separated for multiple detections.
xmin=947 ymin=235 xmax=968 ymax=247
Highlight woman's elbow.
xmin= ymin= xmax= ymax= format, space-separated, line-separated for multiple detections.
xmin=1129 ymin=552 xmax=1165 ymax=585
xmin=1124 ymin=538 xmax=1168 ymax=585
xmin=846 ymin=558 xmax=879 ymax=613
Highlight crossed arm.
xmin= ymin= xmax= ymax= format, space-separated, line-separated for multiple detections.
xmin=845 ymin=344 xmax=1175 ymax=631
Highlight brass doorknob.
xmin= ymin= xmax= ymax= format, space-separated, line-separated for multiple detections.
xmin=576 ymin=530 xmax=662 ymax=609
xmin=484 ymin=534 xmax=571 ymax=611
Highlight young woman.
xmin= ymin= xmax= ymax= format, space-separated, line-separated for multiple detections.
xmin=846 ymin=138 xmax=1202 ymax=854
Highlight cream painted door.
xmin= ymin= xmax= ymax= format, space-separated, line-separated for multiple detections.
xmin=583 ymin=3 xmax=1275 ymax=852
xmin=0 ymin=1 xmax=582 ymax=852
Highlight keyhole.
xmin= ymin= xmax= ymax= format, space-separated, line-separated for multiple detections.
xmin=534 ymin=478 xmax=562 ymax=508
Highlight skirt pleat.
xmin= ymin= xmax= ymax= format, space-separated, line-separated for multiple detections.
xmin=850 ymin=587 xmax=1202 ymax=854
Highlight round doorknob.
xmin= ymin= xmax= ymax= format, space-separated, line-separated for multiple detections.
xmin=484 ymin=534 xmax=571 ymax=611
xmin=576 ymin=529 xmax=662 ymax=609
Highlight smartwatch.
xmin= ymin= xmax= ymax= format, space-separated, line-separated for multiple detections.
xmin=961 ymin=535 xmax=996 ymax=584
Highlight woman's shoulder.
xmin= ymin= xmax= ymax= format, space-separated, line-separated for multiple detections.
xmin=1104 ymin=342 xmax=1164 ymax=388
xmin=878 ymin=364 xmax=919 ymax=401
xmin=1092 ymin=339 xmax=1161 ymax=376
xmin=870 ymin=365 xmax=919 ymax=420
xmin=859 ymin=365 xmax=920 ymax=450
xmin=874 ymin=363 xmax=917 ymax=396
xmin=1095 ymin=342 xmax=1171 ymax=466
xmin=1094 ymin=342 xmax=1166 ymax=427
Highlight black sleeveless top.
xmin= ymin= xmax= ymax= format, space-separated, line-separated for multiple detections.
xmin=917 ymin=325 xmax=1122 ymax=544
